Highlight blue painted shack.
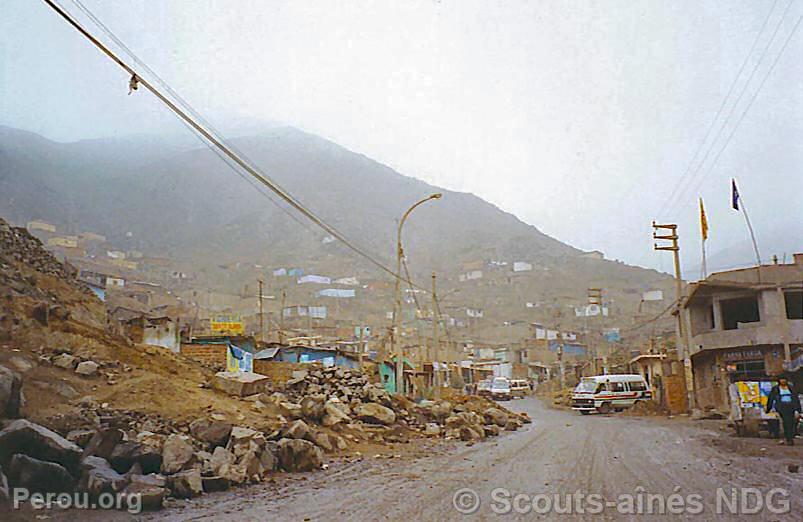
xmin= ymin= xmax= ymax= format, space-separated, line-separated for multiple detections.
xmin=255 ymin=345 xmax=362 ymax=370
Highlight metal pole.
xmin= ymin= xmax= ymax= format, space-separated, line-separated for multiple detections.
xmin=279 ymin=289 xmax=286 ymax=344
xmin=258 ymin=279 xmax=264 ymax=343
xmin=432 ymin=272 xmax=441 ymax=398
xmin=392 ymin=193 xmax=442 ymax=396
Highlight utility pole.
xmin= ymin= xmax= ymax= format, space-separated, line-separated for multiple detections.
xmin=258 ymin=279 xmax=264 ymax=344
xmin=653 ymin=221 xmax=694 ymax=410
xmin=279 ymin=289 xmax=286 ymax=344
xmin=587 ymin=288 xmax=603 ymax=373
xmin=358 ymin=320 xmax=365 ymax=370
xmin=431 ymin=272 xmax=441 ymax=398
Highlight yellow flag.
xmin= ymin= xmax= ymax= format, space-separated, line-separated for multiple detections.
xmin=699 ymin=198 xmax=708 ymax=241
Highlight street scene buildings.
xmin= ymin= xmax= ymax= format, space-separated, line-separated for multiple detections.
xmin=2 ymin=1 xmax=802 ymax=520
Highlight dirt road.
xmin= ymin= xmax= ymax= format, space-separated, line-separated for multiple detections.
xmin=30 ymin=397 xmax=803 ymax=521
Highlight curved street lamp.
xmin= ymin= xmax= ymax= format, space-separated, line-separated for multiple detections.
xmin=393 ymin=193 xmax=442 ymax=395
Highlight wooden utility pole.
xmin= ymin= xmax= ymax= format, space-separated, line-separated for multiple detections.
xmin=358 ymin=320 xmax=365 ymax=370
xmin=587 ymin=288 xmax=603 ymax=373
xmin=258 ymin=279 xmax=264 ymax=343
xmin=279 ymin=289 xmax=286 ymax=344
xmin=652 ymin=221 xmax=694 ymax=409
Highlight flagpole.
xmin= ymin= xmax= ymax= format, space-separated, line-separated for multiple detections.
xmin=699 ymin=197 xmax=708 ymax=280
xmin=732 ymin=178 xmax=762 ymax=282
xmin=701 ymin=236 xmax=707 ymax=280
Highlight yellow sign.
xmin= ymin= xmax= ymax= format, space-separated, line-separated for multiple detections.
xmin=210 ymin=318 xmax=244 ymax=334
xmin=736 ymin=381 xmax=761 ymax=406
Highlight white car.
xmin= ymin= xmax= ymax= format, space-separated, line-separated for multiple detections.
xmin=571 ymin=374 xmax=652 ymax=414
xmin=490 ymin=377 xmax=512 ymax=401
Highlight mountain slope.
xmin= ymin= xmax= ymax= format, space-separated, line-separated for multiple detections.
xmin=0 ymin=124 xmax=672 ymax=301
xmin=1 ymin=126 xmax=575 ymax=267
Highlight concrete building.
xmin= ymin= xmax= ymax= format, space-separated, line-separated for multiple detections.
xmin=682 ymin=254 xmax=803 ymax=411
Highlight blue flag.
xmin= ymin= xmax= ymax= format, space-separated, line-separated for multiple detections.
xmin=731 ymin=179 xmax=740 ymax=210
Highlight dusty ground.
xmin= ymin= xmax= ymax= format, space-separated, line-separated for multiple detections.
xmin=14 ymin=396 xmax=802 ymax=521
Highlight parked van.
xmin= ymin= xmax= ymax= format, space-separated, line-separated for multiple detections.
xmin=510 ymin=379 xmax=530 ymax=399
xmin=571 ymin=374 xmax=651 ymax=414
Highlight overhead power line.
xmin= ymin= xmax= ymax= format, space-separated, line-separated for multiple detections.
xmin=655 ymin=0 xmax=782 ymax=220
xmin=44 ymin=0 xmax=428 ymax=292
xmin=666 ymin=0 xmax=797 ymax=217
xmin=67 ymin=0 xmax=314 ymax=233
xmin=678 ymin=13 xmax=803 ymax=214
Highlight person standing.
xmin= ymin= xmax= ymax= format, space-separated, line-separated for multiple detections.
xmin=766 ymin=378 xmax=801 ymax=445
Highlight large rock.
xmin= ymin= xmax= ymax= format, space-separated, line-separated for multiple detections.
xmin=322 ymin=400 xmax=352 ymax=426
xmin=459 ymin=426 xmax=484 ymax=442
xmin=75 ymin=361 xmax=100 ymax=377
xmin=354 ymin=403 xmax=396 ymax=425
xmin=0 ymin=419 xmax=82 ymax=473
xmin=217 ymin=463 xmax=247 ymax=485
xmin=79 ymin=456 xmax=127 ymax=496
xmin=238 ymin=450 xmax=264 ymax=482
xmin=7 ymin=454 xmax=75 ymax=493
xmin=190 ymin=420 xmax=232 ymax=448
xmin=208 ymin=446 xmax=236 ymax=475
xmin=282 ymin=419 xmax=312 ymax=441
xmin=428 ymin=401 xmax=453 ymax=421
xmin=167 ymin=469 xmax=203 ymax=499
xmin=279 ymin=401 xmax=304 ymax=420
xmin=483 ymin=408 xmax=509 ymax=427
xmin=201 ymin=475 xmax=229 ymax=493
xmin=276 ymin=438 xmax=324 ymax=472
xmin=445 ymin=412 xmax=484 ymax=430
xmin=160 ymin=434 xmax=195 ymax=474
xmin=260 ymin=445 xmax=278 ymax=472
xmin=311 ymin=432 xmax=334 ymax=452
xmin=124 ymin=474 xmax=166 ymax=511
xmin=52 ymin=354 xmax=78 ymax=370
xmin=226 ymin=427 xmax=265 ymax=458
xmin=0 ymin=365 xmax=22 ymax=418
xmin=82 ymin=428 xmax=124 ymax=461
xmin=212 ymin=371 xmax=269 ymax=397
xmin=300 ymin=395 xmax=326 ymax=421
xmin=110 ymin=441 xmax=162 ymax=474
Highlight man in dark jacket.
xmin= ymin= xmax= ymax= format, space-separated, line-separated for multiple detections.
xmin=765 ymin=378 xmax=801 ymax=445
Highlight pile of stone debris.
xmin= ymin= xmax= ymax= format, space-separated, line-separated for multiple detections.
xmin=0 ymin=359 xmax=530 ymax=512
xmin=273 ymin=365 xmax=531 ymax=442
xmin=0 ymin=361 xmax=328 ymax=511
xmin=0 ymin=218 xmax=85 ymax=291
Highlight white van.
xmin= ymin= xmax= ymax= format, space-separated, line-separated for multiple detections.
xmin=571 ymin=374 xmax=651 ymax=414
xmin=510 ymin=379 xmax=530 ymax=399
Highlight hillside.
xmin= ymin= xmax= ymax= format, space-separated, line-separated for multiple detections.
xmin=1 ymin=125 xmax=581 ymax=270
xmin=1 ymin=124 xmax=675 ymax=336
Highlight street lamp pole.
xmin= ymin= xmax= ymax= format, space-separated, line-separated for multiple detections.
xmin=393 ymin=193 xmax=442 ymax=395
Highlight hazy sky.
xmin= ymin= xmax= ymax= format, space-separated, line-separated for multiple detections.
xmin=2 ymin=0 xmax=802 ymax=274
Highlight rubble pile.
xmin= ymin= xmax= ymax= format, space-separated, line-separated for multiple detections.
xmin=0 ymin=219 xmax=83 ymax=289
xmin=0 ymin=363 xmax=327 ymax=511
xmin=273 ymin=366 xmax=531 ymax=443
